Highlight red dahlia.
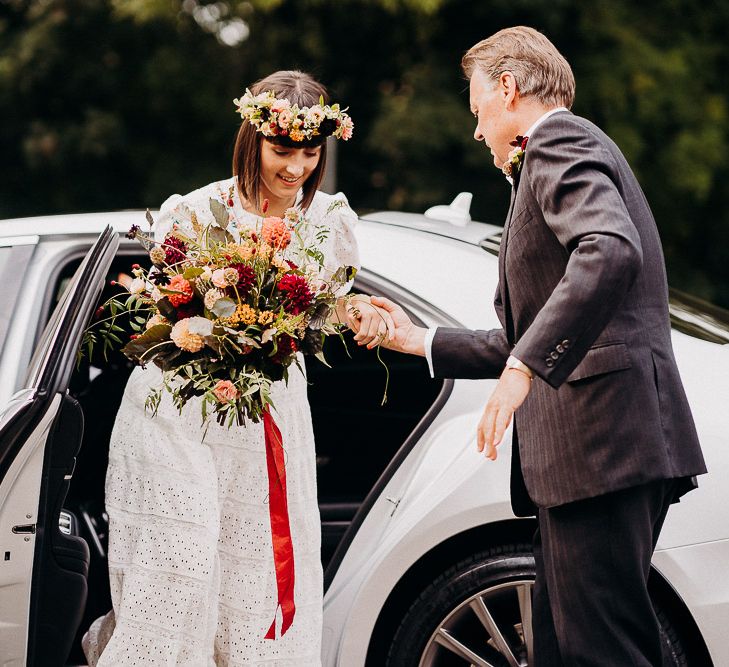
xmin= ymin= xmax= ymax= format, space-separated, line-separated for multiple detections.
xmin=229 ymin=262 xmax=256 ymax=296
xmin=163 ymin=234 xmax=188 ymax=266
xmin=277 ymin=274 xmax=313 ymax=315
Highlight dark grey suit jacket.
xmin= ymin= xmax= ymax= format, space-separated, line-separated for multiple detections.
xmin=432 ymin=111 xmax=706 ymax=514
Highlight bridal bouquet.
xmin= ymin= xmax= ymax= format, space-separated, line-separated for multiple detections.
xmin=84 ymin=197 xmax=355 ymax=427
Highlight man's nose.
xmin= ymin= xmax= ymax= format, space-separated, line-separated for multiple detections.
xmin=473 ymin=125 xmax=484 ymax=142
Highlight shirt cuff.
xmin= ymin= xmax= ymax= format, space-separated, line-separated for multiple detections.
xmin=424 ymin=327 xmax=437 ymax=378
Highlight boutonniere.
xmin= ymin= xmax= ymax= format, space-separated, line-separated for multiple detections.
xmin=502 ymin=135 xmax=529 ymax=179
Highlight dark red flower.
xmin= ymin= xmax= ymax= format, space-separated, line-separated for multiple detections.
xmin=150 ymin=270 xmax=171 ymax=286
xmin=509 ymin=135 xmax=529 ymax=151
xmin=163 ymin=233 xmax=188 ymax=265
xmin=277 ymin=274 xmax=313 ymax=315
xmin=228 ymin=262 xmax=256 ymax=297
xmin=126 ymin=224 xmax=140 ymax=240
xmin=175 ymin=301 xmax=202 ymax=320
xmin=285 ymin=260 xmax=299 ymax=270
xmin=272 ymin=333 xmax=298 ymax=364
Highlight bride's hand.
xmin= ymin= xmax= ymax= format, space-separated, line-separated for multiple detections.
xmin=346 ymin=298 xmax=395 ymax=349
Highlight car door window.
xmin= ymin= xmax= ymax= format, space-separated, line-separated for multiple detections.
xmin=0 ymin=243 xmax=35 ymax=358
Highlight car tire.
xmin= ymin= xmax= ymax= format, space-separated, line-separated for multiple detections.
xmin=385 ymin=544 xmax=689 ymax=667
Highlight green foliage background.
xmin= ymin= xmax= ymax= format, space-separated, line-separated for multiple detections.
xmin=2 ymin=0 xmax=728 ymax=306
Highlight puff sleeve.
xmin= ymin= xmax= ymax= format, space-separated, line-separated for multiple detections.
xmin=316 ymin=192 xmax=360 ymax=296
xmin=152 ymin=182 xmax=224 ymax=243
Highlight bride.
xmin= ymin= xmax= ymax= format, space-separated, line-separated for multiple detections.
xmin=83 ymin=70 xmax=390 ymax=666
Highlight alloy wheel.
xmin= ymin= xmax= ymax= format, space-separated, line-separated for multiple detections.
xmin=418 ymin=579 xmax=534 ymax=667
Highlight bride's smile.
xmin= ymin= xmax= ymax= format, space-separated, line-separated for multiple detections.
xmin=259 ymin=140 xmax=322 ymax=208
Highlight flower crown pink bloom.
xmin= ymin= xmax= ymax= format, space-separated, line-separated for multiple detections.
xmin=233 ymin=88 xmax=354 ymax=142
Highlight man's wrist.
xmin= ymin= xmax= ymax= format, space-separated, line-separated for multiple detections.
xmin=402 ymin=325 xmax=427 ymax=356
xmin=505 ymin=354 xmax=533 ymax=380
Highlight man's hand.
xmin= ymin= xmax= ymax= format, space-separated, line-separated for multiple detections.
xmin=478 ymin=368 xmax=532 ymax=460
xmin=347 ymin=300 xmax=395 ymax=349
xmin=368 ymin=296 xmax=427 ymax=356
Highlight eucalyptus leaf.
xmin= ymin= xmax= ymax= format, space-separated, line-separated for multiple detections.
xmin=122 ymin=323 xmax=172 ymax=360
xmin=203 ymin=335 xmax=223 ymax=355
xmin=207 ymin=225 xmax=234 ymax=245
xmin=156 ymin=297 xmax=176 ymax=320
xmin=314 ymin=350 xmax=332 ymax=368
xmin=234 ymin=333 xmax=260 ymax=348
xmin=211 ymin=297 xmax=237 ymax=318
xmin=183 ymin=266 xmax=205 ymax=280
xmin=153 ymin=346 xmax=183 ymax=372
xmin=209 ymin=198 xmax=229 ymax=228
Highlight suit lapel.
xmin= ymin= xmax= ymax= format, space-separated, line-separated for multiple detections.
xmin=499 ymin=184 xmax=518 ymax=342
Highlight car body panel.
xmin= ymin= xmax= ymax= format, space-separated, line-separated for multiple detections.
xmin=654 ymin=539 xmax=729 ymax=665
xmin=0 ymin=392 xmax=61 ymax=667
xmin=0 ymin=226 xmax=118 ymax=665
xmin=0 ymin=211 xmax=727 ymax=665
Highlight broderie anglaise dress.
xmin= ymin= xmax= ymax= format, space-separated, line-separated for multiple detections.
xmin=82 ymin=180 xmax=359 ymax=666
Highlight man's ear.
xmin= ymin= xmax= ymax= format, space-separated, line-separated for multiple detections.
xmin=499 ymin=71 xmax=519 ymax=110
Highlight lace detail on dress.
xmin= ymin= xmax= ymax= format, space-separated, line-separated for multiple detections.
xmin=82 ymin=180 xmax=357 ymax=666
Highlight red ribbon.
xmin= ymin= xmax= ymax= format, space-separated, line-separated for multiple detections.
xmin=263 ymin=407 xmax=296 ymax=639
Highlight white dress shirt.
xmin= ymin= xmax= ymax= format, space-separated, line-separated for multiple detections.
xmin=423 ymin=107 xmax=569 ymax=376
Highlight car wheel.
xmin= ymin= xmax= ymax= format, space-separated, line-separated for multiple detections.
xmin=385 ymin=544 xmax=689 ymax=667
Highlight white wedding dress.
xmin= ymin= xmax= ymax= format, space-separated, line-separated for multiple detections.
xmin=82 ymin=180 xmax=359 ymax=666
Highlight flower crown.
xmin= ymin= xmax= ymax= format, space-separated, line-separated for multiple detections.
xmin=233 ymin=89 xmax=354 ymax=145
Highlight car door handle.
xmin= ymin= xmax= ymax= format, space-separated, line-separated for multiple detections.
xmin=11 ymin=523 xmax=36 ymax=534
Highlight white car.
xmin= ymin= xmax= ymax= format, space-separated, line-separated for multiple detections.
xmin=0 ymin=196 xmax=727 ymax=666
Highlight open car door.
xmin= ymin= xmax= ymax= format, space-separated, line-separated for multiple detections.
xmin=0 ymin=226 xmax=118 ymax=667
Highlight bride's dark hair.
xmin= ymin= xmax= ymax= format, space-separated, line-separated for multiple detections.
xmin=233 ymin=70 xmax=330 ymax=213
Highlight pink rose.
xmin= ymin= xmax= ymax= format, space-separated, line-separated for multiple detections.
xmin=271 ymin=98 xmax=291 ymax=114
xmin=340 ymin=116 xmax=354 ymax=141
xmin=277 ymin=109 xmax=293 ymax=127
xmin=213 ymin=380 xmax=239 ymax=403
xmin=211 ymin=268 xmax=228 ymax=288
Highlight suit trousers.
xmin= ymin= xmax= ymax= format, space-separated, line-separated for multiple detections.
xmin=532 ymin=479 xmax=676 ymax=666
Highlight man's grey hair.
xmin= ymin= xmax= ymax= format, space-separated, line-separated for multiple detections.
xmin=463 ymin=26 xmax=575 ymax=109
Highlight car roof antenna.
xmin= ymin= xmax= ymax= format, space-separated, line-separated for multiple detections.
xmin=424 ymin=192 xmax=472 ymax=227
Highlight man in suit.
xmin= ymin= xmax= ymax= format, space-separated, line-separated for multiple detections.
xmin=367 ymin=26 xmax=707 ymax=665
